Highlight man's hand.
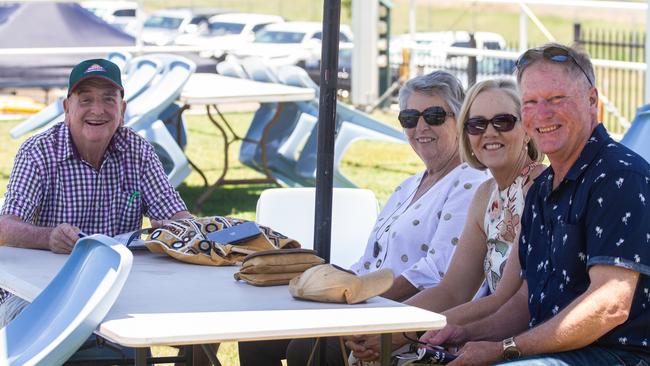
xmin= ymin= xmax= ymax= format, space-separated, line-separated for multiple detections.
xmin=48 ymin=223 xmax=80 ymax=253
xmin=151 ymin=219 xmax=171 ymax=228
xmin=151 ymin=210 xmax=193 ymax=228
xmin=448 ymin=341 xmax=502 ymax=366
xmin=345 ymin=335 xmax=380 ymax=361
xmin=420 ymin=324 xmax=469 ymax=348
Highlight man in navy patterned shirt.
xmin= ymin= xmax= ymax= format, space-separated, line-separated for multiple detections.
xmin=0 ymin=59 xmax=191 ymax=320
xmin=420 ymin=43 xmax=650 ymax=365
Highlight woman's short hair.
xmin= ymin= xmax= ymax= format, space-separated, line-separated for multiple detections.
xmin=457 ymin=78 xmax=543 ymax=170
xmin=398 ymin=71 xmax=465 ymax=118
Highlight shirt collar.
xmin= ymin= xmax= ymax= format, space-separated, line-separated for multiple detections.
xmin=56 ymin=123 xmax=128 ymax=162
xmin=564 ymin=124 xmax=610 ymax=181
xmin=538 ymin=124 xmax=611 ymax=196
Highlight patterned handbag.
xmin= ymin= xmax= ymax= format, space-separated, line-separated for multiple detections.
xmin=143 ymin=216 xmax=301 ymax=266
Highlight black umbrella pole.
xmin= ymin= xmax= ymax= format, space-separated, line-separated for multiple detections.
xmin=313 ymin=0 xmax=341 ymax=267
xmin=314 ymin=6 xmax=342 ymax=363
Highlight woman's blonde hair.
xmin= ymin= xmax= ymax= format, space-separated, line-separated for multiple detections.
xmin=457 ymin=78 xmax=543 ymax=170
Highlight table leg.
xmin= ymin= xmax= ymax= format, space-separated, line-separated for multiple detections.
xmin=194 ymin=104 xmax=279 ymax=211
xmin=200 ymin=344 xmax=222 ymax=366
xmin=135 ymin=348 xmax=147 ymax=366
xmin=258 ymin=103 xmax=285 ymax=184
xmin=381 ymin=333 xmax=391 ymax=365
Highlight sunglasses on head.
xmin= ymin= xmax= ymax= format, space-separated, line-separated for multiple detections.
xmin=465 ymin=114 xmax=518 ymax=135
xmin=516 ymin=46 xmax=593 ymax=87
xmin=398 ymin=106 xmax=453 ymax=129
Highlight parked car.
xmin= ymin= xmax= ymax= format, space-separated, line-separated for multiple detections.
xmin=174 ymin=13 xmax=283 ymax=59
xmin=141 ymin=8 xmax=223 ymax=46
xmin=81 ymin=1 xmax=138 ymax=33
xmin=227 ymin=21 xmax=353 ymax=67
xmin=304 ymin=42 xmax=352 ymax=92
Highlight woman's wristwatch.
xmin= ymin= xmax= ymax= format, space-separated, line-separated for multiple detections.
xmin=502 ymin=337 xmax=522 ymax=360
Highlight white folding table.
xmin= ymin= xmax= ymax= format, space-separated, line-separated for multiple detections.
xmin=179 ymin=74 xmax=316 ymax=211
xmin=0 ymin=246 xmax=445 ymax=365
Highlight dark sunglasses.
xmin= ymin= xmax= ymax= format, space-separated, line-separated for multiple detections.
xmin=516 ymin=46 xmax=593 ymax=87
xmin=398 ymin=106 xmax=453 ymax=129
xmin=465 ymin=114 xmax=518 ymax=135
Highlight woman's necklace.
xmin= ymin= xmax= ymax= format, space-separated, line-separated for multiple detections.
xmin=372 ymin=172 xmax=430 ymax=263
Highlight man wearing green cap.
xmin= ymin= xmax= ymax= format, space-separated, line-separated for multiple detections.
xmin=0 ymin=58 xmax=191 ymax=326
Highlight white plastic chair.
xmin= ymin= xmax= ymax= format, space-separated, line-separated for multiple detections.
xmin=0 ymin=234 xmax=133 ymax=366
xmin=256 ymin=187 xmax=379 ymax=269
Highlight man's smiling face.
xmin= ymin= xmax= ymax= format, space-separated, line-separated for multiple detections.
xmin=520 ymin=61 xmax=597 ymax=167
xmin=64 ymin=78 xmax=126 ymax=153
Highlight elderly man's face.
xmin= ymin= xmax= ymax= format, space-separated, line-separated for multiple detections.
xmin=64 ymin=79 xmax=125 ymax=151
xmin=520 ymin=61 xmax=597 ymax=165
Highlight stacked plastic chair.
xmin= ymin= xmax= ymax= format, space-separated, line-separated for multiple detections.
xmin=221 ymin=58 xmax=407 ymax=188
xmin=275 ymin=64 xmax=407 ymax=187
xmin=620 ymin=104 xmax=650 ymax=164
xmin=236 ymin=58 xmax=313 ymax=186
xmin=125 ymin=54 xmax=196 ymax=188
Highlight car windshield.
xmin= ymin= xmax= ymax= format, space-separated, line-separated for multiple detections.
xmin=208 ymin=21 xmax=245 ymax=35
xmin=254 ymin=30 xmax=305 ymax=44
xmin=144 ymin=16 xmax=184 ymax=29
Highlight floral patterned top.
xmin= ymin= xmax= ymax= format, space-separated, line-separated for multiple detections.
xmin=483 ymin=161 xmax=538 ymax=294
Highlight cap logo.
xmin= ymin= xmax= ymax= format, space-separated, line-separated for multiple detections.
xmin=84 ymin=64 xmax=106 ymax=74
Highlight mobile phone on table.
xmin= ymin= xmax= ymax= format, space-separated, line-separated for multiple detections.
xmin=206 ymin=222 xmax=262 ymax=244
xmin=424 ymin=346 xmax=457 ymax=364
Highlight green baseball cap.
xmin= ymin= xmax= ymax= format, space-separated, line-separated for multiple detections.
xmin=67 ymin=58 xmax=124 ymax=96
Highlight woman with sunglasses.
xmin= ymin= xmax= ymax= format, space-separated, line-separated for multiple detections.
xmin=347 ymin=78 xmax=545 ymax=362
xmin=238 ymin=71 xmax=490 ymax=366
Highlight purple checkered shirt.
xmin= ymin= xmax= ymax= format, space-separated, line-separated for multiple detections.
xmin=0 ymin=122 xmax=187 ymax=303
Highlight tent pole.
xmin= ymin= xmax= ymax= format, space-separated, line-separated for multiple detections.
xmin=314 ymin=0 xmax=341 ymax=268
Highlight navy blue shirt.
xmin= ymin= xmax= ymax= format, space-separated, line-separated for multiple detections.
xmin=520 ymin=124 xmax=650 ymax=354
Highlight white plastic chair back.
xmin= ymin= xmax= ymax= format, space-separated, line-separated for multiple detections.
xmin=134 ymin=119 xmax=191 ymax=187
xmin=0 ymin=235 xmax=133 ymax=366
xmin=107 ymin=51 xmax=132 ymax=72
xmin=256 ymin=187 xmax=379 ymax=269
xmin=125 ymin=54 xmax=196 ymax=129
